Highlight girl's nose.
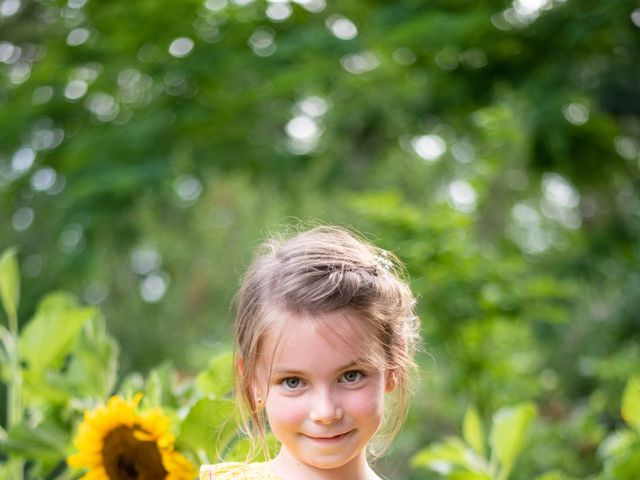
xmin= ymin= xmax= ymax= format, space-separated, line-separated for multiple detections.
xmin=309 ymin=390 xmax=343 ymax=424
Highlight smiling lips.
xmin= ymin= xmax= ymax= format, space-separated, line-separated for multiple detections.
xmin=304 ymin=431 xmax=352 ymax=443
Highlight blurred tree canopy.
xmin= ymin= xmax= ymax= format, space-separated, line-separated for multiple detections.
xmin=1 ymin=0 xmax=639 ymax=478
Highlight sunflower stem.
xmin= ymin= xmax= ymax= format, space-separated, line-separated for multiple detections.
xmin=7 ymin=307 xmax=24 ymax=480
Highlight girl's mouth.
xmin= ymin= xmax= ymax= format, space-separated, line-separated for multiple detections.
xmin=305 ymin=431 xmax=352 ymax=443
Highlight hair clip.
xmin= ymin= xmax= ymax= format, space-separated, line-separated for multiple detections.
xmin=374 ymin=252 xmax=392 ymax=274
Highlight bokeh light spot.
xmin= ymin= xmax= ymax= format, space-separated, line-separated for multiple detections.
xmin=451 ymin=140 xmax=474 ymax=163
xmin=0 ymin=41 xmax=19 ymax=63
xmin=65 ymin=79 xmax=88 ymax=100
xmin=140 ymin=274 xmax=169 ymax=303
xmin=411 ymin=134 xmax=446 ymax=162
xmin=326 ymin=14 xmax=358 ymax=40
xmin=0 ymin=0 xmax=21 ymax=17
xmin=512 ymin=203 xmax=540 ymax=227
xmin=30 ymin=167 xmax=57 ymax=191
xmin=266 ymin=2 xmax=292 ymax=22
xmin=460 ymin=48 xmax=488 ymax=69
xmin=286 ymin=116 xmax=318 ymax=140
xmin=12 ymin=207 xmax=34 ymax=231
xmin=448 ymin=180 xmax=477 ymax=213
xmin=66 ymin=27 xmax=91 ymax=46
xmin=11 ymin=147 xmax=36 ymax=174
xmin=296 ymin=95 xmax=329 ymax=117
xmin=32 ymin=86 xmax=54 ymax=105
xmin=131 ymin=247 xmax=162 ymax=275
xmin=614 ymin=136 xmax=639 ymax=161
xmin=562 ymin=102 xmax=589 ymax=125
xmin=392 ymin=48 xmax=416 ymax=66
xmin=174 ymin=175 xmax=203 ymax=203
xmin=84 ymin=282 xmax=109 ymax=304
xmin=58 ymin=224 xmax=84 ymax=254
xmin=9 ymin=63 xmax=31 ymax=84
xmin=542 ymin=173 xmax=579 ymax=208
xmin=204 ymin=0 xmax=227 ymax=11
xmin=293 ymin=0 xmax=325 ymax=13
xmin=85 ymin=93 xmax=119 ymax=122
xmin=249 ymin=29 xmax=276 ymax=56
xmin=169 ymin=37 xmax=195 ymax=58
xmin=340 ymin=51 xmax=379 ymax=74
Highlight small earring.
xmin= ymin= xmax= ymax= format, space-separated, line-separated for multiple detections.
xmin=255 ymin=397 xmax=263 ymax=407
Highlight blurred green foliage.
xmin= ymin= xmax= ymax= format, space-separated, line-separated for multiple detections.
xmin=1 ymin=0 xmax=639 ymax=478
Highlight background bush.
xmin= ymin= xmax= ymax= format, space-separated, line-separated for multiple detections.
xmin=1 ymin=1 xmax=639 ymax=478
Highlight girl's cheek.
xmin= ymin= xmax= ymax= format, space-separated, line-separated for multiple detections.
xmin=267 ymin=396 xmax=308 ymax=423
xmin=344 ymin=387 xmax=385 ymax=417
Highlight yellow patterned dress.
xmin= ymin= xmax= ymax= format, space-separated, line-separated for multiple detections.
xmin=200 ymin=462 xmax=282 ymax=480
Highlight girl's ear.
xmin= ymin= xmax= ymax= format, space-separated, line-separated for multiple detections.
xmin=385 ymin=370 xmax=397 ymax=392
xmin=236 ymin=356 xmax=244 ymax=376
xmin=240 ymin=357 xmax=265 ymax=409
xmin=252 ymin=385 xmax=265 ymax=410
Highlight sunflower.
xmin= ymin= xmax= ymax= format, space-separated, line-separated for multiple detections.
xmin=68 ymin=394 xmax=196 ymax=480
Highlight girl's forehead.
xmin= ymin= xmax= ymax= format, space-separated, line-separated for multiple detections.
xmin=258 ymin=308 xmax=382 ymax=366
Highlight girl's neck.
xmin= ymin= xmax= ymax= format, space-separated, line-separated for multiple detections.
xmin=270 ymin=448 xmax=382 ymax=480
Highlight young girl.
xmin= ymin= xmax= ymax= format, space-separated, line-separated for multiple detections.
xmin=200 ymin=226 xmax=421 ymax=480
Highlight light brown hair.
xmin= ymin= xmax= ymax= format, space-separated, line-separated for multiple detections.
xmin=233 ymin=225 xmax=420 ymax=457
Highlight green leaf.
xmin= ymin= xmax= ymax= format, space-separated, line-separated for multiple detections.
xmin=22 ymin=370 xmax=73 ymax=404
xmin=621 ymin=376 xmax=640 ymax=431
xmin=196 ymin=351 xmax=234 ymax=398
xmin=0 ymin=247 xmax=20 ymax=322
xmin=178 ymin=397 xmax=239 ymax=461
xmin=463 ymin=406 xmax=486 ymax=457
xmin=63 ymin=312 xmax=119 ymax=399
xmin=4 ymin=419 xmax=69 ymax=463
xmin=224 ymin=432 xmax=279 ymax=462
xmin=22 ymin=313 xmax=118 ymax=404
xmin=0 ymin=458 xmax=23 ymax=480
xmin=489 ymin=402 xmax=537 ymax=480
xmin=534 ymin=471 xmax=576 ymax=480
xmin=450 ymin=472 xmax=492 ymax=480
xmin=599 ymin=430 xmax=636 ymax=459
xmin=20 ymin=293 xmax=96 ymax=373
xmin=411 ymin=436 xmax=473 ymax=471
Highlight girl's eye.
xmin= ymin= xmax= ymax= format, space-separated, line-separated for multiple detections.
xmin=341 ymin=370 xmax=363 ymax=383
xmin=281 ymin=377 xmax=303 ymax=390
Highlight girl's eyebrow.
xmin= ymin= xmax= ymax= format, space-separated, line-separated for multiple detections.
xmin=272 ymin=359 xmax=369 ymax=376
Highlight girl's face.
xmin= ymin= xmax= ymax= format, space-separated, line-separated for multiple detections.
xmin=255 ymin=310 xmax=391 ymax=476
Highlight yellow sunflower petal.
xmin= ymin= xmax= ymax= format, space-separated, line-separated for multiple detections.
xmin=162 ymin=449 xmax=197 ymax=480
xmin=68 ymin=393 xmax=193 ymax=480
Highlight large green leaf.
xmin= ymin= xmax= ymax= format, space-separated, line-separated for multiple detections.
xmin=463 ymin=406 xmax=486 ymax=457
xmin=63 ymin=312 xmax=119 ymax=399
xmin=22 ymin=313 xmax=118 ymax=405
xmin=0 ymin=458 xmax=22 ymax=480
xmin=4 ymin=418 xmax=69 ymax=463
xmin=621 ymin=376 xmax=640 ymax=432
xmin=0 ymin=247 xmax=20 ymax=322
xmin=20 ymin=293 xmax=96 ymax=373
xmin=223 ymin=432 xmax=280 ymax=463
xmin=196 ymin=350 xmax=234 ymax=398
xmin=489 ymin=402 xmax=537 ymax=479
xmin=450 ymin=472 xmax=492 ymax=480
xmin=143 ymin=362 xmax=178 ymax=409
xmin=411 ymin=436 xmax=473 ymax=472
xmin=178 ymin=397 xmax=239 ymax=461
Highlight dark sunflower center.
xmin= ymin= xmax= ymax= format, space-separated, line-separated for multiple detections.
xmin=102 ymin=426 xmax=167 ymax=480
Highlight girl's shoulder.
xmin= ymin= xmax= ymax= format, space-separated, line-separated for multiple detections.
xmin=200 ymin=462 xmax=281 ymax=480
